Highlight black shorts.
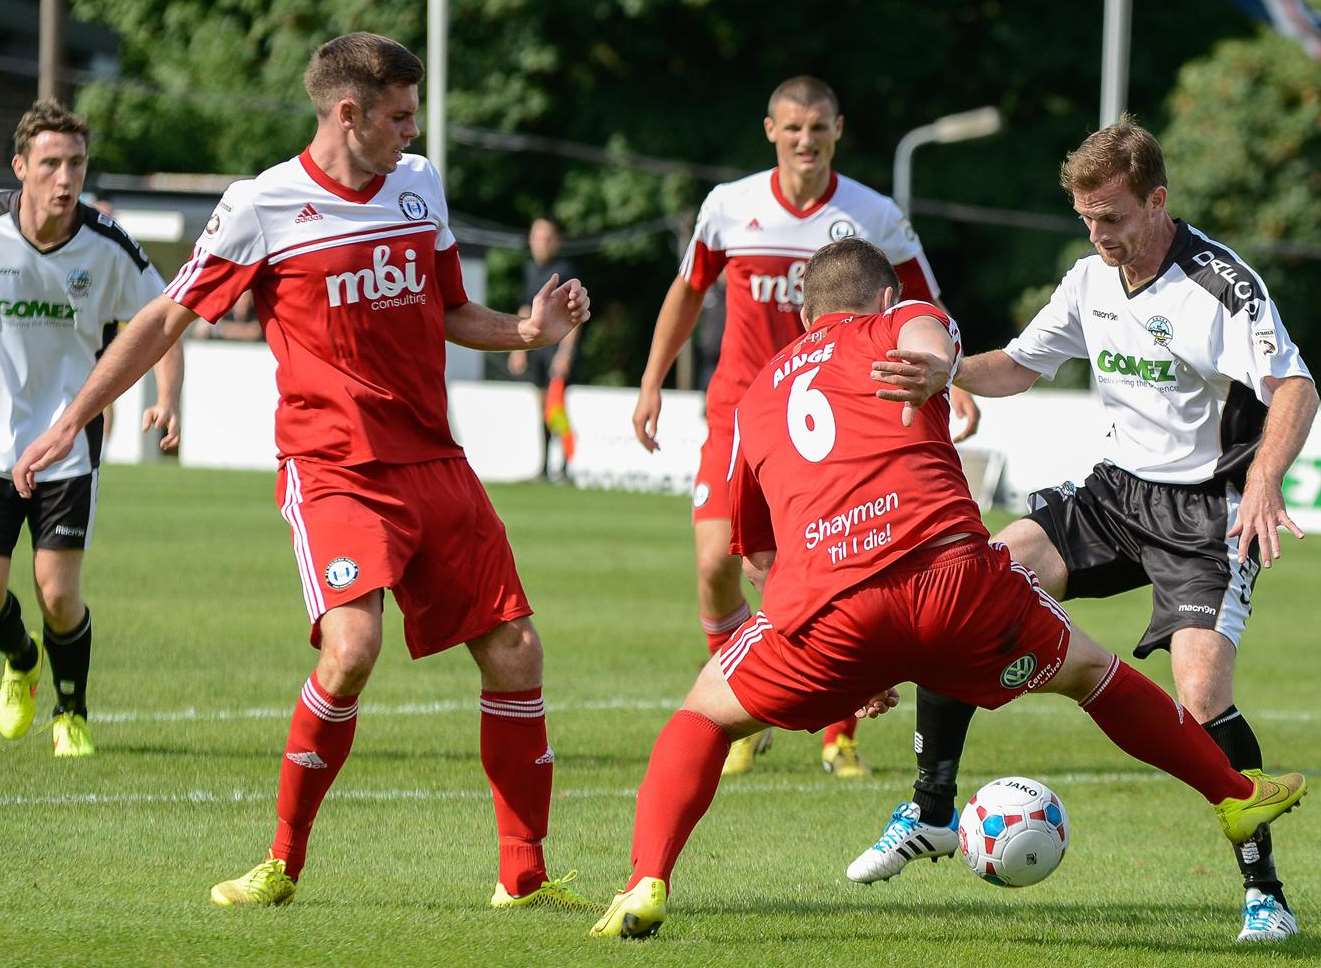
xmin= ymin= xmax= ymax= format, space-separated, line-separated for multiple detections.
xmin=0 ymin=472 xmax=99 ymax=555
xmin=1025 ymin=462 xmax=1258 ymax=658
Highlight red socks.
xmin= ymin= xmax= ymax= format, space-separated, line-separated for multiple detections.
xmin=480 ymin=688 xmax=554 ymax=896
xmin=1081 ymin=657 xmax=1252 ymax=803
xmin=823 ymin=717 xmax=858 ymax=747
xmin=271 ymin=672 xmax=358 ymax=880
xmin=702 ymin=602 xmax=751 ymax=656
xmin=628 ymin=709 xmax=731 ymax=891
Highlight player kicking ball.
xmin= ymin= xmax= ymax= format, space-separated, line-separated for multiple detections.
xmin=588 ymin=238 xmax=1305 ymax=940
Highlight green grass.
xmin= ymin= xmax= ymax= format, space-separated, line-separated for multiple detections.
xmin=1 ymin=464 xmax=1318 ymax=967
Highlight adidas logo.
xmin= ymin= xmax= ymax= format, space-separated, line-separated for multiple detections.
xmin=294 ymin=203 xmax=323 ymax=224
xmin=285 ymin=750 xmax=328 ymax=769
xmin=534 ymin=746 xmax=556 ymax=765
xmin=746 ymin=218 xmax=763 ymax=231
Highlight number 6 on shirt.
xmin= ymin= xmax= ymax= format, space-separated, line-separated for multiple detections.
xmin=787 ymin=366 xmax=836 ymax=462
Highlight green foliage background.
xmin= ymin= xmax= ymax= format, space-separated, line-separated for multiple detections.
xmin=67 ymin=1 xmax=1321 ymax=381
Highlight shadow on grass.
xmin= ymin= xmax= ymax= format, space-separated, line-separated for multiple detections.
xmin=679 ymin=894 xmax=1321 ymax=958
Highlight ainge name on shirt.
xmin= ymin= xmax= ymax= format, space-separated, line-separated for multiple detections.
xmin=804 ymin=490 xmax=900 ymax=566
xmin=325 ymin=244 xmax=427 ymax=310
xmin=772 ymin=341 xmax=836 ymax=389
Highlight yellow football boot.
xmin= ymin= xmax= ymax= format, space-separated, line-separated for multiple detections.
xmin=721 ymin=728 xmax=773 ymax=777
xmin=491 ymin=869 xmax=596 ymax=910
xmin=822 ymin=733 xmax=870 ymax=779
xmin=51 ymin=711 xmax=94 ymax=757
xmin=0 ymin=646 xmax=41 ymax=740
xmin=589 ymin=876 xmax=667 ymax=939
xmin=210 ymin=857 xmax=297 ymax=907
xmin=1216 ymin=770 xmax=1307 ymax=843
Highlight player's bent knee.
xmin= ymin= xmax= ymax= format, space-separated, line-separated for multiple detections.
xmin=35 ymin=587 xmax=85 ymax=631
xmin=1039 ymin=637 xmax=1115 ymax=703
xmin=467 ymin=618 xmax=543 ymax=691
xmin=993 ymin=519 xmax=1067 ymax=598
xmin=682 ymin=658 xmax=762 ymax=739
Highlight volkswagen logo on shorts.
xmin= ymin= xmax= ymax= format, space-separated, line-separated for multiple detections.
xmin=1000 ymin=654 xmax=1038 ymax=689
xmin=828 ymin=218 xmax=856 ymax=241
xmin=692 ymin=482 xmax=711 ymax=509
xmin=324 ymin=557 xmax=360 ymax=590
xmin=399 ymin=191 xmax=429 ymax=221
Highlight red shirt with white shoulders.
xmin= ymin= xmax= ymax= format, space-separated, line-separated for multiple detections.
xmin=681 ymin=168 xmax=940 ymax=413
xmin=729 ymin=301 xmax=986 ymax=636
xmin=166 ymin=151 xmax=469 ymax=466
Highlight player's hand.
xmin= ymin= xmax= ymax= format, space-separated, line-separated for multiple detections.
xmin=855 ymin=687 xmax=901 ymax=719
xmin=522 ymin=273 xmax=591 ymax=347
xmin=143 ymin=402 xmax=181 ymax=451
xmin=633 ymin=385 xmax=662 ymax=452
xmin=12 ymin=425 xmax=78 ymax=498
xmin=507 ymin=349 xmax=528 ymax=376
xmin=1229 ymin=471 xmax=1303 ymax=569
xmin=949 ymin=385 xmax=981 ymax=443
xmin=871 ymin=349 xmax=953 ymax=427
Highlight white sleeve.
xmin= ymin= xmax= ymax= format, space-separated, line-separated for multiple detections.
xmin=1004 ymin=264 xmax=1088 ymax=379
xmin=425 ymin=162 xmax=457 ymax=251
xmin=1213 ymin=294 xmax=1313 ymax=404
xmin=678 ymin=186 xmax=729 ymax=289
xmin=870 ymin=194 xmax=924 ymax=265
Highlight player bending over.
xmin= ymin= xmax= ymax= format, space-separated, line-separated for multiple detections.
xmin=588 ymin=238 xmax=1304 ymax=940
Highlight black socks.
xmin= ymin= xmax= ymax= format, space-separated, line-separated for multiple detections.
xmin=0 ymin=591 xmax=38 ymax=672
xmin=911 ymin=687 xmax=978 ymax=826
xmin=44 ymin=608 xmax=92 ymax=719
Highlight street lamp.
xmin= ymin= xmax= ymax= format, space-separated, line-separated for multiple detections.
xmin=892 ymin=106 xmax=1002 ymax=215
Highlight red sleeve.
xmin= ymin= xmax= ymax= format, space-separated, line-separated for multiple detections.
xmin=729 ymin=448 xmax=776 ymax=557
xmin=434 ymin=244 xmax=469 ymax=310
xmin=681 ymin=240 xmax=729 ymax=292
xmin=164 ymin=247 xmax=264 ymax=324
xmin=893 ymin=256 xmax=937 ymax=303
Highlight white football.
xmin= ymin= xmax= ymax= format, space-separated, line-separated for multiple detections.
xmin=958 ymin=776 xmax=1070 ymax=887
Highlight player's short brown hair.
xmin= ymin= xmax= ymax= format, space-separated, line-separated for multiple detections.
xmin=12 ymin=99 xmax=89 ymax=157
xmin=767 ymin=76 xmax=840 ymax=117
xmin=1060 ymin=113 xmax=1167 ymax=201
xmin=802 ymin=238 xmax=900 ymax=321
xmin=304 ymin=32 xmax=424 ymax=116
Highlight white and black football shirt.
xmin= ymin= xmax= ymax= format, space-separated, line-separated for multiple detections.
xmin=0 ymin=190 xmax=164 ymax=481
xmin=1006 ymin=220 xmax=1312 ymax=485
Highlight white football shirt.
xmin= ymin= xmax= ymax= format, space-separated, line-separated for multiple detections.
xmin=0 ymin=191 xmax=165 ymax=481
xmin=1006 ymin=221 xmax=1312 ymax=484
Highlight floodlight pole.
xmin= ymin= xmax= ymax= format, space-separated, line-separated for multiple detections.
xmin=426 ymin=0 xmax=449 ymax=180
xmin=1100 ymin=0 xmax=1131 ymax=127
xmin=892 ymin=106 xmax=1001 ymax=215
xmin=38 ymin=0 xmax=64 ymax=103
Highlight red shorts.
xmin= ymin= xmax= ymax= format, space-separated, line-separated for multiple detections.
xmin=276 ymin=457 xmax=532 ymax=659
xmin=691 ymin=405 xmax=733 ymax=523
xmin=719 ymin=539 xmax=1070 ymax=732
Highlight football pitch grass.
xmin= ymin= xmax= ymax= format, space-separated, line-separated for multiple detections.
xmin=2 ymin=464 xmax=1318 ymax=967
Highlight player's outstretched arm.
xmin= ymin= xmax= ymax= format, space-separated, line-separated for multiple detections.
xmin=143 ymin=335 xmax=185 ymax=451
xmin=633 ymin=276 xmax=707 ymax=452
xmin=446 ymin=274 xmax=589 ymax=351
xmin=1231 ymin=375 xmax=1320 ymax=568
xmin=951 ymin=350 xmax=1040 ymax=397
xmin=13 ymin=294 xmax=195 ymax=496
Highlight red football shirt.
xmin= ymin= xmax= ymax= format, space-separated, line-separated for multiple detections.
xmin=166 ymin=151 xmax=469 ymax=466
xmin=729 ymin=301 xmax=987 ymax=636
xmin=681 ymin=169 xmax=940 ymax=415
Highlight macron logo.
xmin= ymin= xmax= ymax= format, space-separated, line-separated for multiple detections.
xmin=295 ymin=203 xmax=323 ymax=224
xmin=285 ymin=751 xmax=328 ymax=769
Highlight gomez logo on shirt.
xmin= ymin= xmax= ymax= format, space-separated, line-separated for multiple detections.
xmin=325 ymin=244 xmax=428 ymax=310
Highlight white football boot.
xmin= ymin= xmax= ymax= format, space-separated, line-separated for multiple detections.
xmin=846 ymin=801 xmax=959 ymax=884
xmin=1237 ymin=888 xmax=1298 ymax=943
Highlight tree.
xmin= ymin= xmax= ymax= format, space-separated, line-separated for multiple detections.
xmin=1161 ymin=29 xmax=1321 ymax=363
